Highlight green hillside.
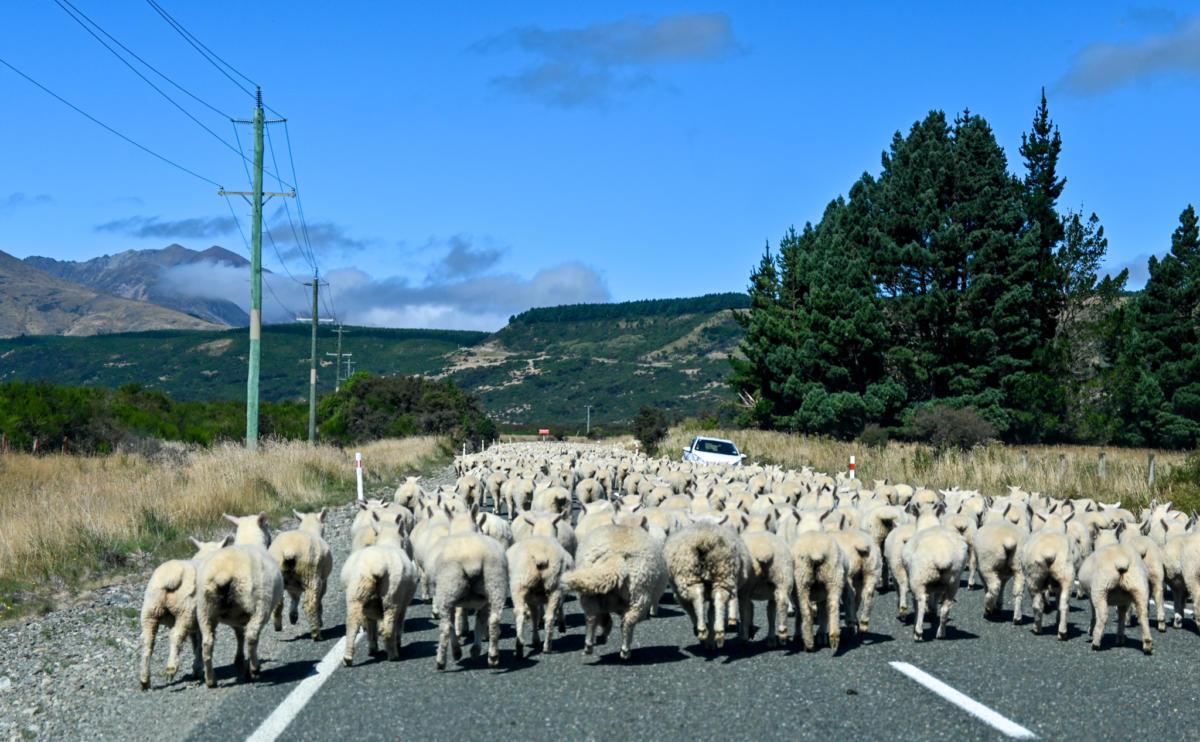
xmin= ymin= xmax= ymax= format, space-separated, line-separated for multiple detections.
xmin=0 ymin=293 xmax=749 ymax=428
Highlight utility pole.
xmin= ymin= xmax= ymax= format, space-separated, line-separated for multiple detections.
xmin=333 ymin=325 xmax=349 ymax=390
xmin=297 ymin=279 xmax=332 ymax=444
xmin=586 ymin=405 xmax=593 ymax=436
xmin=220 ymin=87 xmax=292 ymax=451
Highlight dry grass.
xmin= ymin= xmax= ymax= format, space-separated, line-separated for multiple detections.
xmin=0 ymin=437 xmax=445 ymax=607
xmin=665 ymin=428 xmax=1191 ymax=510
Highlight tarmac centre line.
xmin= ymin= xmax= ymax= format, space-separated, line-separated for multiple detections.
xmin=889 ymin=661 xmax=1036 ymax=739
xmin=245 ymin=632 xmax=364 ymax=742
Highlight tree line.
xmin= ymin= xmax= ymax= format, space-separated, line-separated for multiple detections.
xmin=731 ymin=92 xmax=1199 ymax=449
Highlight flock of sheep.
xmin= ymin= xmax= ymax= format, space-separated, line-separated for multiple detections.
xmin=138 ymin=442 xmax=1200 ymax=688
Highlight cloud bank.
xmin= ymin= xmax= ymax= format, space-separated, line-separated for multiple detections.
xmin=471 ymin=13 xmax=738 ymax=107
xmin=1061 ymin=15 xmax=1200 ymax=94
xmin=0 ymin=192 xmax=52 ymax=213
xmin=158 ymin=236 xmax=610 ymax=331
xmin=96 ymin=215 xmax=237 ymax=240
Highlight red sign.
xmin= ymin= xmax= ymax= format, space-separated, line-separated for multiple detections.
xmin=538 ymin=428 xmax=550 ymax=436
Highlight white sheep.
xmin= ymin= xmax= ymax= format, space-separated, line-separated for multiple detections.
xmin=1077 ymin=541 xmax=1153 ymax=654
xmin=740 ymin=512 xmax=794 ymax=646
xmin=829 ymin=522 xmax=883 ymax=635
xmin=790 ymin=526 xmax=849 ymax=652
xmin=431 ymin=507 xmax=509 ymax=669
xmin=268 ymin=509 xmax=333 ymax=641
xmin=664 ymin=518 xmax=752 ymax=649
xmin=138 ymin=537 xmax=229 ymax=690
xmin=1019 ymin=513 xmax=1079 ymax=639
xmin=902 ymin=507 xmax=969 ymax=641
xmin=506 ymin=513 xmax=574 ymax=657
xmin=563 ymin=520 xmax=668 ymax=660
xmin=196 ymin=513 xmax=283 ymax=686
xmin=394 ymin=476 xmax=424 ymax=511
xmin=340 ymin=511 xmax=419 ymax=665
xmin=975 ymin=516 xmax=1028 ymax=621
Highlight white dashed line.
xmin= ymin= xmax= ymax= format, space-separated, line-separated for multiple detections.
xmin=246 ymin=632 xmax=360 ymax=742
xmin=1150 ymin=600 xmax=1194 ymax=616
xmin=890 ymin=661 xmax=1036 ymax=739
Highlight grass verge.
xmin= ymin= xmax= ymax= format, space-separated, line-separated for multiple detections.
xmin=0 ymin=437 xmax=447 ymax=622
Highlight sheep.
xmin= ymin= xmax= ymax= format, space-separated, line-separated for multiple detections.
xmin=740 ymin=512 xmax=794 ymax=646
xmin=902 ymin=507 xmax=969 ymax=641
xmin=196 ymin=513 xmax=283 ymax=686
xmin=394 ymin=476 xmax=424 ymax=511
xmin=664 ymin=518 xmax=752 ymax=649
xmin=505 ymin=513 xmax=574 ymax=657
xmin=1120 ymin=525 xmax=1169 ymax=632
xmin=575 ymin=477 xmax=606 ymax=506
xmin=563 ymin=520 xmax=668 ymax=660
xmin=1162 ymin=524 xmax=1198 ymax=628
xmin=1077 ymin=542 xmax=1153 ymax=654
xmin=476 ymin=511 xmax=514 ymax=549
xmin=1018 ymin=513 xmax=1079 ymax=639
xmin=975 ymin=516 xmax=1028 ymax=621
xmin=513 ymin=509 xmax=577 ymax=556
xmin=503 ymin=477 xmax=535 ymax=519
xmin=139 ymin=537 xmax=230 ymax=690
xmin=268 ymin=509 xmax=333 ymax=641
xmin=883 ymin=520 xmax=918 ymax=617
xmin=829 ymin=522 xmax=883 ymax=635
xmin=431 ymin=507 xmax=509 ymax=670
xmin=862 ymin=505 xmax=904 ymax=586
xmin=340 ymin=512 xmax=420 ymax=665
xmin=574 ymin=500 xmax=617 ymax=544
xmin=790 ymin=527 xmax=849 ymax=652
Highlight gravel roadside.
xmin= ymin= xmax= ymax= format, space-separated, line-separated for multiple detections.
xmin=0 ymin=466 xmax=457 ymax=742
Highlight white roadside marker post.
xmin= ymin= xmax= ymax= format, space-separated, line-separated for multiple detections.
xmin=355 ymin=452 xmax=364 ymax=504
xmin=849 ymin=455 xmax=856 ymax=479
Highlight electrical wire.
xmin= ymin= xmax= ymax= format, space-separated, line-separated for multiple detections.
xmin=282 ymin=121 xmax=319 ymax=273
xmin=232 ymin=123 xmax=307 ymax=285
xmin=53 ymin=0 xmax=230 ymax=119
xmin=144 ymin=0 xmax=257 ymax=98
xmin=266 ymin=127 xmax=316 ymax=273
xmin=53 ymin=0 xmax=288 ymax=185
xmin=225 ymin=197 xmax=299 ymax=320
xmin=0 ymin=54 xmax=220 ymax=187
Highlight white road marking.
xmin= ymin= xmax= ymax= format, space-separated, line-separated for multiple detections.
xmin=890 ymin=661 xmax=1036 ymax=739
xmin=246 ymin=632 xmax=360 ymax=742
xmin=1150 ymin=600 xmax=1194 ymax=616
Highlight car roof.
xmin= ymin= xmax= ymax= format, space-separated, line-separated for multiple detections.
xmin=693 ymin=436 xmax=736 ymax=446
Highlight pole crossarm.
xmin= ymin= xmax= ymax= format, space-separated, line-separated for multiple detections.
xmin=218 ymin=188 xmax=294 ymax=198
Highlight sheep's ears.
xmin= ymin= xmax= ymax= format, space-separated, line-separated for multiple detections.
xmin=219 ymin=535 xmax=234 ymax=548
xmin=372 ymin=510 xmax=381 ymax=522
xmin=475 ymin=512 xmax=487 ymax=529
xmin=1160 ymin=518 xmax=1169 ymax=534
xmin=820 ymin=506 xmax=835 ymax=522
xmin=1188 ymin=515 xmax=1198 ymax=532
xmin=293 ymin=509 xmax=305 ymax=521
xmin=319 ymin=507 xmax=328 ymax=522
xmin=983 ymin=495 xmax=994 ymax=510
xmin=257 ymin=512 xmax=269 ymax=528
xmin=223 ymin=513 xmax=240 ymax=525
xmin=934 ymin=503 xmax=946 ymax=518
xmin=716 ymin=513 xmax=730 ymax=526
xmin=1063 ymin=511 xmax=1074 ymax=523
xmin=469 ymin=503 xmax=479 ymax=519
xmin=1002 ymin=503 xmax=1012 ymax=517
xmin=189 ymin=536 xmax=204 ymax=549
xmin=442 ymin=504 xmax=454 ymax=520
xmin=357 ymin=501 xmax=369 ymax=511
xmin=635 ymin=514 xmax=649 ymax=531
xmin=394 ymin=513 xmax=404 ymax=526
xmin=552 ymin=512 xmax=566 ymax=526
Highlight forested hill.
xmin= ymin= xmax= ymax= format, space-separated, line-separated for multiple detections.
xmin=0 ymin=293 xmax=749 ymax=428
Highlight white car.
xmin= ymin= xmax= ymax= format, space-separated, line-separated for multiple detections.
xmin=682 ymin=436 xmax=746 ymax=466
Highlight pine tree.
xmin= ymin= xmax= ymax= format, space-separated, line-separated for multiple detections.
xmin=1020 ymin=89 xmax=1067 ymax=342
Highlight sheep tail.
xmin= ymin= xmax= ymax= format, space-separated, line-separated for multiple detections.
xmin=1002 ymin=536 xmax=1018 ymax=554
xmin=563 ymin=556 xmax=623 ymax=595
xmin=1039 ymin=548 xmax=1057 ymax=566
xmin=157 ymin=563 xmax=185 ymax=593
xmin=1114 ymin=554 xmax=1131 ymax=574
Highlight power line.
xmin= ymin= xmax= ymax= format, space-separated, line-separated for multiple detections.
xmin=144 ymin=0 xmax=257 ymax=98
xmin=225 ymin=197 xmax=299 ymax=319
xmin=266 ymin=126 xmax=317 ymax=272
xmin=53 ymin=0 xmax=284 ymax=183
xmin=282 ymin=121 xmax=321 ymax=276
xmin=53 ymin=0 xmax=230 ymax=119
xmin=232 ymin=122 xmax=305 ymax=284
xmin=0 ymin=54 xmax=220 ymax=187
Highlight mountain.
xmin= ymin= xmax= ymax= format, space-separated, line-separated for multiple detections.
xmin=0 ymin=249 xmax=224 ymax=337
xmin=0 ymin=293 xmax=749 ymax=426
xmin=23 ymin=244 xmax=250 ymax=326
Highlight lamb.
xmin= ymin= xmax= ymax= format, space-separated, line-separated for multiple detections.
xmin=901 ymin=507 xmax=969 ymax=641
xmin=975 ymin=515 xmax=1028 ymax=621
xmin=139 ymin=537 xmax=229 ymax=690
xmin=664 ymin=518 xmax=752 ymax=649
xmin=506 ymin=513 xmax=574 ymax=657
xmin=268 ymin=509 xmax=333 ymax=641
xmin=1077 ymin=541 xmax=1153 ymax=654
xmin=431 ymin=507 xmax=509 ymax=669
xmin=196 ymin=513 xmax=283 ymax=686
xmin=740 ymin=513 xmax=794 ymax=646
xmin=563 ymin=520 xmax=668 ymax=660
xmin=340 ymin=512 xmax=420 ymax=665
xmin=1018 ymin=513 xmax=1079 ymax=639
xmin=790 ymin=526 xmax=849 ymax=652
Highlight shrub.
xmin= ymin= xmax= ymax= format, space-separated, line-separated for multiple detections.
xmin=1163 ymin=451 xmax=1200 ymax=514
xmin=633 ymin=405 xmax=670 ymax=455
xmin=905 ymin=404 xmax=997 ymax=451
xmin=859 ymin=423 xmax=890 ymax=449
xmin=318 ymin=373 xmax=495 ymax=446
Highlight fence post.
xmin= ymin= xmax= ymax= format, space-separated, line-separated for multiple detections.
xmin=355 ymin=452 xmax=364 ymax=504
xmin=1098 ymin=451 xmax=1107 ymax=480
xmin=1147 ymin=453 xmax=1156 ymax=490
xmin=32 ymin=437 xmax=38 ymax=455
xmin=1059 ymin=453 xmax=1067 ymax=478
xmin=1021 ymin=450 xmax=1029 ymax=470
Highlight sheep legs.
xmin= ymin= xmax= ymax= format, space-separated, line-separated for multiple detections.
xmin=857 ymin=572 xmax=878 ymax=633
xmin=825 ymin=589 xmax=841 ymax=652
xmin=343 ymin=602 xmax=362 ymax=666
xmin=894 ymin=565 xmax=911 ymax=618
xmin=1090 ymin=595 xmax=1108 ymax=650
xmin=244 ymin=618 xmax=265 ymax=680
xmin=619 ymin=598 xmax=648 ymax=660
xmin=200 ymin=620 xmax=217 ymax=688
xmin=304 ymin=582 xmax=324 ymax=641
xmin=543 ymin=591 xmax=562 ymax=654
xmin=435 ymin=607 xmax=462 ymax=670
xmin=487 ymin=604 xmax=502 ymax=668
xmin=712 ymin=588 xmax=731 ymax=648
xmin=935 ymin=590 xmax=956 ymax=640
xmin=1056 ymin=583 xmax=1071 ymax=640
xmin=164 ymin=620 xmax=191 ymax=683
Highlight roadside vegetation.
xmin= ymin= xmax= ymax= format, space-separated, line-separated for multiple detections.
xmin=664 ymin=426 xmax=1195 ymax=511
xmin=0 ymin=437 xmax=448 ymax=622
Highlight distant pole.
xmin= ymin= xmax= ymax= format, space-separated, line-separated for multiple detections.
xmin=355 ymin=452 xmax=364 ymax=504
xmin=1098 ymin=451 xmax=1107 ymax=480
xmin=586 ymin=405 xmax=593 ymax=435
xmin=1148 ymin=453 xmax=1157 ymax=489
xmin=334 ymin=325 xmax=346 ymax=391
xmin=221 ymin=87 xmax=292 ymax=451
xmin=306 ymin=276 xmax=320 ymax=443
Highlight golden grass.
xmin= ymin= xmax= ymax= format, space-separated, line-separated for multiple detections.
xmin=0 ymin=437 xmax=445 ymax=596
xmin=665 ymin=427 xmax=1191 ymax=510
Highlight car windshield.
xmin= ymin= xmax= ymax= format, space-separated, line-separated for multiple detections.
xmin=694 ymin=439 xmax=738 ymax=456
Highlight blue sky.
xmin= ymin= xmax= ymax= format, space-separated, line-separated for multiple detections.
xmin=1 ymin=2 xmax=1198 ymax=329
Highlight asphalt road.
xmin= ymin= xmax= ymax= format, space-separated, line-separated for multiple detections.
xmin=173 ymin=505 xmax=1200 ymax=742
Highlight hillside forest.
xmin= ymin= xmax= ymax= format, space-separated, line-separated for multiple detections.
xmin=732 ymin=92 xmax=1200 ymax=449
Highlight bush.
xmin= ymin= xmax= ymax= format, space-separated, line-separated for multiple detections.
xmin=318 ymin=373 xmax=495 ymax=447
xmin=905 ymin=404 xmax=997 ymax=451
xmin=859 ymin=423 xmax=890 ymax=449
xmin=633 ymin=405 xmax=669 ymax=455
xmin=1163 ymin=451 xmax=1200 ymax=514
